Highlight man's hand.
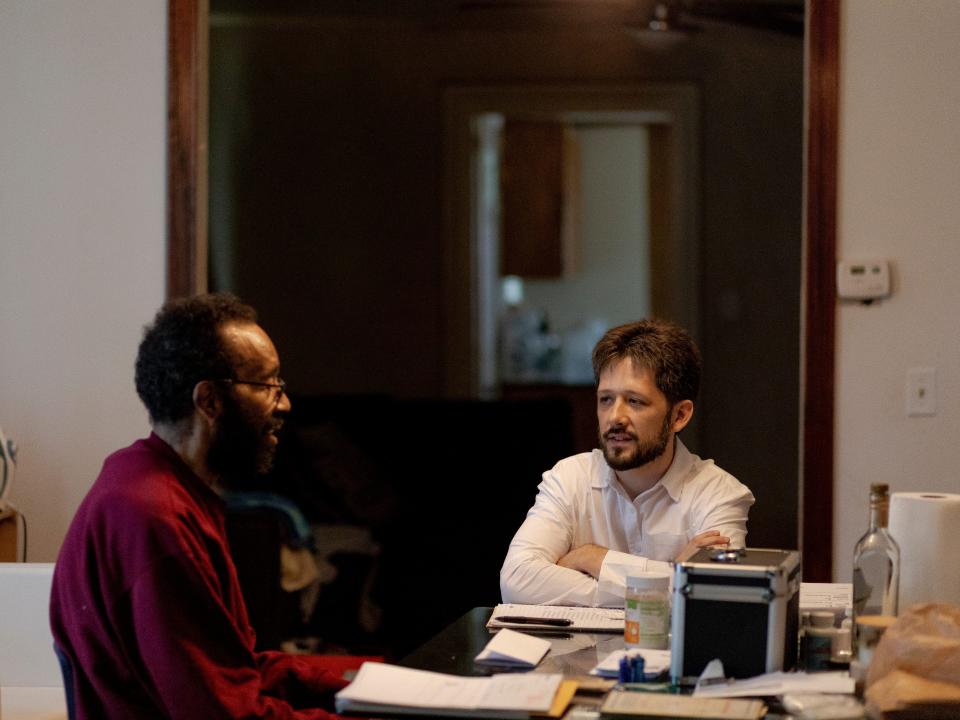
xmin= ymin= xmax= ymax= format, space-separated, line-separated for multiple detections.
xmin=557 ymin=543 xmax=609 ymax=579
xmin=674 ymin=530 xmax=730 ymax=563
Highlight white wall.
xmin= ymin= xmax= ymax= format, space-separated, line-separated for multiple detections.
xmin=0 ymin=2 xmax=167 ymax=560
xmin=834 ymin=0 xmax=960 ymax=580
xmin=523 ymin=125 xmax=652 ymax=335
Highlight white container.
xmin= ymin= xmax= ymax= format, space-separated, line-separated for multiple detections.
xmin=624 ymin=572 xmax=670 ymax=649
xmin=803 ymin=611 xmax=836 ymax=671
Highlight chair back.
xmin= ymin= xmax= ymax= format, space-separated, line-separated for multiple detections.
xmin=53 ymin=643 xmax=76 ymax=719
xmin=0 ymin=562 xmax=62 ymax=687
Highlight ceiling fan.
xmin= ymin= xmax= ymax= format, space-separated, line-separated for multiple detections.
xmin=627 ymin=0 xmax=804 ymax=38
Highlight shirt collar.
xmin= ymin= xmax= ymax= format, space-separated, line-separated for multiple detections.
xmin=658 ymin=437 xmax=693 ymax=502
xmin=144 ymin=432 xmax=226 ymax=507
xmin=598 ymin=436 xmax=694 ymax=503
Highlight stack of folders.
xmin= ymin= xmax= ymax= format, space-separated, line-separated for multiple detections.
xmin=334 ymin=662 xmax=576 ymax=718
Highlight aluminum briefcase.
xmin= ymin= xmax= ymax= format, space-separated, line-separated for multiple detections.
xmin=670 ymin=547 xmax=801 ymax=684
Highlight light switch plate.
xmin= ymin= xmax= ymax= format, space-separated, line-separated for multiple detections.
xmin=906 ymin=367 xmax=936 ymax=416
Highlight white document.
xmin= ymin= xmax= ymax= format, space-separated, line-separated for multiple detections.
xmin=601 ymin=691 xmax=766 ymax=720
xmin=475 ymin=628 xmax=551 ymax=668
xmin=334 ymin=662 xmax=562 ymax=715
xmin=590 ymin=648 xmax=672 ymax=678
xmin=692 ymin=670 xmax=855 ymax=698
xmin=477 ymin=673 xmax=564 ymax=712
xmin=488 ymin=603 xmax=624 ymax=632
xmin=799 ymin=582 xmax=852 ymax=612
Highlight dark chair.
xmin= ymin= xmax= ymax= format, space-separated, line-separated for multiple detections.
xmin=53 ymin=643 xmax=76 ymax=720
xmin=224 ymin=499 xmax=301 ymax=650
xmin=226 ymin=393 xmax=577 ymax=659
xmin=224 ymin=489 xmax=386 ymax=654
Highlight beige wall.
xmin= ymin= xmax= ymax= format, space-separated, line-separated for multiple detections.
xmin=7 ymin=0 xmax=957 ymax=572
xmin=523 ymin=125 xmax=652 ymax=337
xmin=834 ymin=0 xmax=960 ymax=580
xmin=0 ymin=1 xmax=166 ymax=560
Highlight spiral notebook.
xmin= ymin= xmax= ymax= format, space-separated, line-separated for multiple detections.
xmin=488 ymin=604 xmax=624 ymax=633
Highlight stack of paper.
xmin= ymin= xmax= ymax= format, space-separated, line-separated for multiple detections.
xmin=692 ymin=670 xmax=855 ymax=698
xmin=335 ymin=662 xmax=565 ymax=718
xmin=799 ymin=582 xmax=852 ymax=625
xmin=600 ymin=691 xmax=766 ymax=720
xmin=488 ymin=603 xmax=624 ymax=633
xmin=475 ymin=628 xmax=552 ymax=668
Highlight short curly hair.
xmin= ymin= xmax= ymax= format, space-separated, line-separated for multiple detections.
xmin=591 ymin=318 xmax=701 ymax=405
xmin=135 ymin=293 xmax=258 ymax=425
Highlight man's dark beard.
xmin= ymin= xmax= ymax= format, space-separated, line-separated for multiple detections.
xmin=206 ymin=394 xmax=280 ymax=484
xmin=600 ymin=406 xmax=674 ymax=471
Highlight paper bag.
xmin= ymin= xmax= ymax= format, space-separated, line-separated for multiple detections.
xmin=865 ymin=603 xmax=960 ymax=716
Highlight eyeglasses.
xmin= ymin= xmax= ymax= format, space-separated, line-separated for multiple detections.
xmin=217 ymin=377 xmax=287 ymax=404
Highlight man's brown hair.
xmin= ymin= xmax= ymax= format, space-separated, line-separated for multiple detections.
xmin=591 ymin=318 xmax=701 ymax=404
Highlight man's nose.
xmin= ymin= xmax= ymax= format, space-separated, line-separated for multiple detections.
xmin=276 ymin=389 xmax=292 ymax=414
xmin=609 ymin=397 xmax=629 ymax=422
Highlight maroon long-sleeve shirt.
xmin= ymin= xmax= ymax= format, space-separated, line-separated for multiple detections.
xmin=50 ymin=433 xmax=346 ymax=719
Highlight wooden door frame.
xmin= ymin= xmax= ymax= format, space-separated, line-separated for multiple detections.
xmin=443 ymin=86 xmax=701 ymax=402
xmin=167 ymin=0 xmax=208 ymax=298
xmin=166 ymin=0 xmax=839 ymax=580
xmin=801 ymin=0 xmax=838 ymax=581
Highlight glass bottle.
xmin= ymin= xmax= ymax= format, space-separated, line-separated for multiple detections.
xmin=852 ymin=483 xmax=900 ymax=618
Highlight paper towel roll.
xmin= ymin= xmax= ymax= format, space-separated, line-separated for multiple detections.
xmin=889 ymin=492 xmax=960 ymax=611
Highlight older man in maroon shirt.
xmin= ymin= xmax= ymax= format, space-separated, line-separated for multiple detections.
xmin=50 ymin=293 xmax=346 ymax=719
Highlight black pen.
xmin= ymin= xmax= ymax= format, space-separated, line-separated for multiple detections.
xmin=496 ymin=616 xmax=573 ymax=627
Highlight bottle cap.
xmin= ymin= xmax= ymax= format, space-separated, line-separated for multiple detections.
xmin=626 ymin=572 xmax=670 ymax=590
xmin=811 ymin=611 xmax=835 ymax=628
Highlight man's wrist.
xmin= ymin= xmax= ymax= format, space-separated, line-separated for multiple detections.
xmin=557 ymin=543 xmax=609 ymax=578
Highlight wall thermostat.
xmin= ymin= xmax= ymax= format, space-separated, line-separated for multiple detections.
xmin=837 ymin=259 xmax=891 ymax=301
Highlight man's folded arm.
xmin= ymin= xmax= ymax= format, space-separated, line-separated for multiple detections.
xmin=500 ymin=531 xmax=602 ymax=606
xmin=500 ymin=475 xmax=660 ymax=607
xmin=500 ymin=474 xmax=602 ymax=605
xmin=692 ymin=481 xmax=755 ymax=550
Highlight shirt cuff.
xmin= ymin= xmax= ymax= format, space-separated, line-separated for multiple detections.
xmin=597 ymin=551 xmax=674 ymax=607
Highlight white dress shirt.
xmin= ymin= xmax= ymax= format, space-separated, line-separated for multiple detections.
xmin=499 ymin=438 xmax=755 ymax=607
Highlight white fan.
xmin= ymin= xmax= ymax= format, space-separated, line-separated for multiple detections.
xmin=0 ymin=427 xmax=16 ymax=511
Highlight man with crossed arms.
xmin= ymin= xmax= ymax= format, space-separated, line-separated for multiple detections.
xmin=500 ymin=318 xmax=755 ymax=607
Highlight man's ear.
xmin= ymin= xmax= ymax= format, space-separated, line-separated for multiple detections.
xmin=671 ymin=399 xmax=695 ymax=433
xmin=193 ymin=380 xmax=223 ymax=426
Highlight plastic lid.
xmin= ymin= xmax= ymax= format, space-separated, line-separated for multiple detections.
xmin=626 ymin=572 xmax=670 ymax=590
